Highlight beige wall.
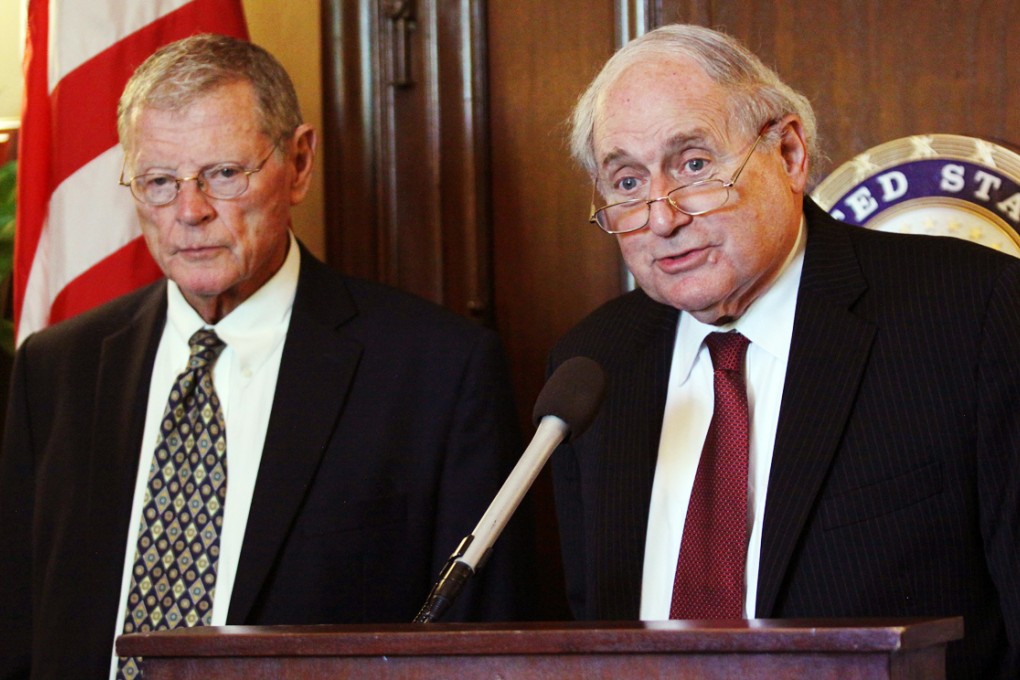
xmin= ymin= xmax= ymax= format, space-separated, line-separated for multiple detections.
xmin=0 ymin=0 xmax=20 ymax=127
xmin=0 ymin=1 xmax=325 ymax=258
xmin=244 ymin=1 xmax=325 ymax=259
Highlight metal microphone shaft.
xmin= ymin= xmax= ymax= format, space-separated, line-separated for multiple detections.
xmin=413 ymin=416 xmax=569 ymax=623
xmin=413 ymin=356 xmax=606 ymax=623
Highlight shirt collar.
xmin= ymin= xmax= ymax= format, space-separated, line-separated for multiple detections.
xmin=166 ymin=231 xmax=300 ymax=373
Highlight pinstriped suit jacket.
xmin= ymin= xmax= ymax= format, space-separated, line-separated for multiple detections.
xmin=550 ymin=199 xmax=1020 ymax=680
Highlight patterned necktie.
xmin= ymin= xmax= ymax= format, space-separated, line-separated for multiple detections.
xmin=670 ymin=331 xmax=750 ymax=619
xmin=118 ymin=329 xmax=228 ymax=679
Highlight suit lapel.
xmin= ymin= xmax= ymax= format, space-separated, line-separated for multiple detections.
xmin=756 ymin=203 xmax=875 ymax=616
xmin=227 ymin=250 xmax=362 ymax=623
xmin=595 ymin=293 xmax=678 ymax=618
xmin=87 ymin=283 xmax=167 ymax=630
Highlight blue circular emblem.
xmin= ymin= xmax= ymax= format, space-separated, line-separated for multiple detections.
xmin=812 ymin=135 xmax=1020 ymax=257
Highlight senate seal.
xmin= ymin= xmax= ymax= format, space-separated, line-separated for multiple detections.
xmin=811 ymin=134 xmax=1020 ymax=257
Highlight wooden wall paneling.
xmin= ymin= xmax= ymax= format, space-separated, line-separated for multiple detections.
xmin=321 ymin=0 xmax=492 ymax=320
xmin=488 ymin=1 xmax=622 ymax=429
xmin=488 ymin=0 xmax=621 ymax=619
xmin=654 ymin=1 xmax=1020 ymax=183
xmin=322 ymin=0 xmax=382 ymax=281
xmin=435 ymin=0 xmax=492 ymax=322
xmin=383 ymin=0 xmax=445 ymax=303
xmin=615 ymin=0 xmax=653 ymax=42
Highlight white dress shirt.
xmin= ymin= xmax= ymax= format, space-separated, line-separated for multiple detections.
xmin=640 ymin=220 xmax=806 ymax=620
xmin=109 ymin=233 xmax=299 ymax=677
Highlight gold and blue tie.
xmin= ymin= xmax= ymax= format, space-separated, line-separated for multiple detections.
xmin=118 ymin=329 xmax=227 ymax=679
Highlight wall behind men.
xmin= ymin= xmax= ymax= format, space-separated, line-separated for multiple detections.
xmin=0 ymin=0 xmax=326 ymax=259
xmin=243 ymin=1 xmax=325 ymax=260
xmin=0 ymin=0 xmax=19 ymax=124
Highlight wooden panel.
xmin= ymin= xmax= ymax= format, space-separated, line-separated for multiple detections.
xmin=320 ymin=0 xmax=491 ymax=321
xmin=487 ymin=0 xmax=622 ymax=618
xmin=654 ymin=1 xmax=1020 ymax=181
xmin=435 ymin=0 xmax=492 ymax=321
xmin=122 ymin=618 xmax=962 ymax=680
xmin=488 ymin=0 xmax=622 ymax=429
xmin=321 ymin=1 xmax=381 ymax=280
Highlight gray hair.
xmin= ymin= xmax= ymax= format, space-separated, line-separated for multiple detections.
xmin=117 ymin=33 xmax=303 ymax=151
xmin=570 ymin=24 xmax=820 ymax=180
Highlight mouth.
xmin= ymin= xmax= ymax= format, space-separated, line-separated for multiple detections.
xmin=175 ymin=245 xmax=223 ymax=259
xmin=654 ymin=245 xmax=712 ymax=274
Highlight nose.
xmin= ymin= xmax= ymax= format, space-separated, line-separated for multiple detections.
xmin=174 ymin=179 xmax=216 ymax=225
xmin=645 ymin=190 xmax=692 ymax=237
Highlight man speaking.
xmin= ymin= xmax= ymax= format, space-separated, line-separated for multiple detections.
xmin=550 ymin=23 xmax=1020 ymax=679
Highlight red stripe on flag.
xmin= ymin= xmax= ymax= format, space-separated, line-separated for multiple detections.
xmin=47 ymin=236 xmax=164 ymax=327
xmin=14 ymin=0 xmax=53 ymax=330
xmin=16 ymin=0 xmax=248 ymax=336
xmin=51 ymin=0 xmax=249 ymax=192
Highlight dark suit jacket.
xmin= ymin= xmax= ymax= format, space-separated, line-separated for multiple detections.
xmin=0 ymin=246 xmax=529 ymax=680
xmin=549 ymin=199 xmax=1020 ymax=679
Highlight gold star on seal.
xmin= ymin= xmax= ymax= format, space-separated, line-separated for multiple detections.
xmin=850 ymin=153 xmax=879 ymax=183
xmin=974 ymin=139 xmax=997 ymax=168
xmin=909 ymin=135 xmax=938 ymax=160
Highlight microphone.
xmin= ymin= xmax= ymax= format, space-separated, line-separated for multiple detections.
xmin=413 ymin=356 xmax=606 ymax=623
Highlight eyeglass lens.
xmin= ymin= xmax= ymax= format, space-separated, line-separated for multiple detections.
xmin=594 ymin=180 xmax=730 ymax=233
xmin=131 ymin=165 xmax=253 ymax=205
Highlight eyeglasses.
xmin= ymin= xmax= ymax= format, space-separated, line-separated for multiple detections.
xmin=589 ymin=122 xmax=773 ymax=234
xmin=119 ymin=147 xmax=277 ymax=206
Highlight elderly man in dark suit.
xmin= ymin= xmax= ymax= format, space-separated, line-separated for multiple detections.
xmin=0 ymin=34 xmax=528 ymax=680
xmin=549 ymin=23 xmax=1020 ymax=679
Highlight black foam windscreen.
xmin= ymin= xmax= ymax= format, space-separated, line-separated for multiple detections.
xmin=532 ymin=356 xmax=606 ymax=441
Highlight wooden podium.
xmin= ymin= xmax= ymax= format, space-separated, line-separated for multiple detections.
xmin=118 ymin=618 xmax=962 ymax=679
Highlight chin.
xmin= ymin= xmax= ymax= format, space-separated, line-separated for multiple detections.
xmin=645 ymin=283 xmax=708 ymax=312
xmin=173 ymin=275 xmax=231 ymax=298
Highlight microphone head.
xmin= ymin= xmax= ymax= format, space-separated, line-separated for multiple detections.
xmin=532 ymin=356 xmax=606 ymax=441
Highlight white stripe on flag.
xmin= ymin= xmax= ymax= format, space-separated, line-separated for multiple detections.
xmin=16 ymin=148 xmax=143 ymax=344
xmin=47 ymin=0 xmax=194 ymax=91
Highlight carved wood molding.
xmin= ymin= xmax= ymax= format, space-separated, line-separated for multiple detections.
xmin=320 ymin=0 xmax=492 ymax=323
xmin=615 ymin=0 xmax=652 ymax=46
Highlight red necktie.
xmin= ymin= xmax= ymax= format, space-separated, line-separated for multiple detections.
xmin=670 ymin=331 xmax=750 ymax=619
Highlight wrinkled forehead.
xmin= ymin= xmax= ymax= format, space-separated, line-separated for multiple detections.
xmin=123 ymin=92 xmax=272 ymax=173
xmin=122 ymin=81 xmax=263 ymax=152
xmin=592 ymin=59 xmax=738 ymax=169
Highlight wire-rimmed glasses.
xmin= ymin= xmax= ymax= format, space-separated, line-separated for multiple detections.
xmin=119 ymin=147 xmax=276 ymax=206
xmin=589 ymin=122 xmax=773 ymax=234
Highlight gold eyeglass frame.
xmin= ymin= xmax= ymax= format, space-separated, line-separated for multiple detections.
xmin=588 ymin=121 xmax=775 ymax=234
xmin=118 ymin=147 xmax=277 ymax=206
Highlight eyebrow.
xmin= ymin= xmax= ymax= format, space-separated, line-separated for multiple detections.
xmin=663 ymin=131 xmax=714 ymax=156
xmin=598 ymin=130 xmax=715 ymax=173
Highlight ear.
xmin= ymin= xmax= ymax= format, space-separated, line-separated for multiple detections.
xmin=287 ymin=123 xmax=318 ymax=205
xmin=776 ymin=114 xmax=809 ymax=194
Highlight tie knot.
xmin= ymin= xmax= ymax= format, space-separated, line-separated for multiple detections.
xmin=188 ymin=328 xmax=226 ymax=368
xmin=704 ymin=331 xmax=749 ymax=373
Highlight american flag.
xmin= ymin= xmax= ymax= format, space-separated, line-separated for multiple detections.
xmin=15 ymin=0 xmax=247 ymax=345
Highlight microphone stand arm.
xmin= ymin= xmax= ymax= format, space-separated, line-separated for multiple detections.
xmin=413 ymin=416 xmax=569 ymax=623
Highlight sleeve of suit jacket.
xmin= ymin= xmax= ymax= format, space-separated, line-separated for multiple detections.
xmin=0 ymin=337 xmax=34 ymax=679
